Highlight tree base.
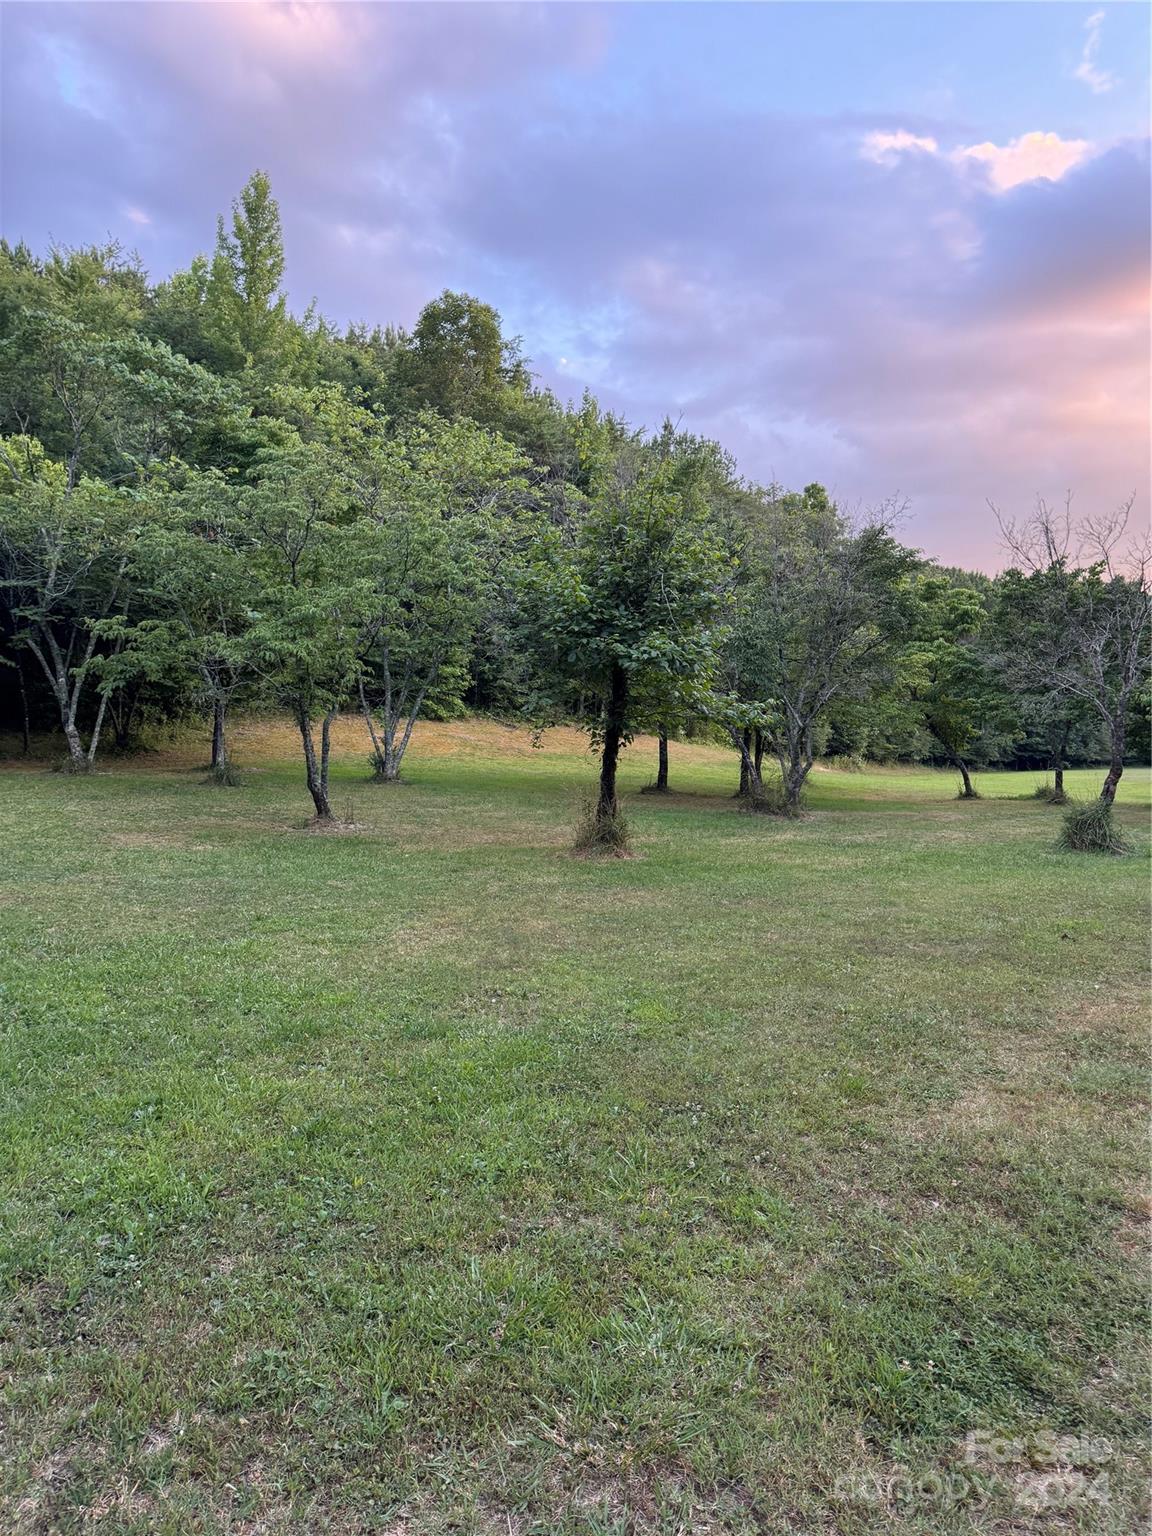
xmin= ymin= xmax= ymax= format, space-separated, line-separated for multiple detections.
xmin=52 ymin=755 xmax=92 ymax=775
xmin=367 ymin=754 xmax=402 ymax=784
xmin=304 ymin=814 xmax=366 ymax=835
xmin=203 ymin=762 xmax=241 ymax=787
xmin=1030 ymin=782 xmax=1067 ymax=806
xmin=639 ymin=782 xmax=669 ymax=795
xmin=739 ymin=781 xmax=804 ymax=818
xmin=573 ymin=799 xmax=632 ymax=856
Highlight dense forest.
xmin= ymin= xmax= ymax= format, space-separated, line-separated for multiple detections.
xmin=0 ymin=172 xmax=1147 ymax=846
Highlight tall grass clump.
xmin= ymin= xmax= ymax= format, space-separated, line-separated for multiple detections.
xmin=1031 ymin=781 xmax=1068 ymax=805
xmin=1058 ymin=799 xmax=1131 ymax=855
xmin=741 ymin=774 xmax=805 ymax=818
xmin=573 ymin=796 xmax=632 ymax=856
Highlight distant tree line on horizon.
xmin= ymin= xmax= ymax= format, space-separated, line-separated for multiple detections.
xmin=0 ymin=172 xmax=1148 ymax=851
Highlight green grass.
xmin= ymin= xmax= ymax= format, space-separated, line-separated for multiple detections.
xmin=1 ymin=721 xmax=1148 ymax=1533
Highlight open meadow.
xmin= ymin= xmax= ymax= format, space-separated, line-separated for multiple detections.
xmin=1 ymin=721 xmax=1149 ymax=1534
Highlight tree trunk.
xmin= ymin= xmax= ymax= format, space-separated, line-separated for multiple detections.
xmin=1051 ymin=719 xmax=1070 ymax=801
xmin=597 ymin=663 xmax=628 ymax=828
xmin=654 ymin=726 xmax=669 ymax=791
xmin=784 ymin=751 xmax=812 ymax=811
xmin=16 ymin=658 xmax=30 ymax=755
xmin=933 ymin=727 xmax=977 ymax=798
xmin=753 ymin=729 xmax=765 ymax=781
xmin=25 ymin=625 xmax=89 ymax=769
xmin=729 ymin=727 xmax=763 ymax=799
xmin=1099 ymin=723 xmax=1125 ymax=807
xmin=296 ymin=704 xmax=333 ymax=821
xmin=86 ymin=689 xmax=110 ymax=765
xmin=211 ymin=696 xmax=228 ymax=770
xmin=737 ymin=728 xmax=752 ymax=797
xmin=61 ymin=716 xmax=86 ymax=771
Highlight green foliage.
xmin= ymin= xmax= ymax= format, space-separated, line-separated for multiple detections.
xmin=392 ymin=289 xmax=527 ymax=423
xmin=902 ymin=573 xmax=1017 ymax=775
xmin=206 ymin=170 xmax=290 ymax=370
xmin=525 ymin=455 xmax=726 ymax=720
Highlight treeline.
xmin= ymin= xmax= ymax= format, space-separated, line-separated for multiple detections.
xmin=0 ymin=173 xmax=1147 ymax=847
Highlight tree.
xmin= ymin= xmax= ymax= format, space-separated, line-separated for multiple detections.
xmin=92 ymin=469 xmax=260 ymax=780
xmin=0 ymin=436 xmax=138 ymax=768
xmin=902 ymin=574 xmax=1016 ymax=799
xmin=207 ymin=172 xmax=290 ymax=371
xmin=391 ymin=291 xmax=527 ymax=423
xmin=243 ymin=394 xmax=371 ymax=820
xmin=995 ymin=497 xmax=1150 ymax=817
xmin=722 ymin=486 xmax=916 ymax=812
xmin=0 ymin=243 xmax=148 ymax=484
xmin=524 ymin=454 xmax=725 ymax=849
xmin=350 ymin=413 xmax=528 ymax=781
xmin=991 ymin=571 xmax=1099 ymax=802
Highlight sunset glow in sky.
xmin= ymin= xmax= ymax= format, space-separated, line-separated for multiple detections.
xmin=1 ymin=0 xmax=1148 ymax=567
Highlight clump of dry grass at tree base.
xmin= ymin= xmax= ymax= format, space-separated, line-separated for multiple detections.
xmin=572 ymin=795 xmax=632 ymax=855
xmin=1058 ymin=798 xmax=1132 ymax=855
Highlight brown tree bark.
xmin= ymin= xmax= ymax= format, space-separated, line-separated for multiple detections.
xmin=736 ymin=728 xmax=752 ymax=797
xmin=654 ymin=725 xmax=669 ymax=791
xmin=296 ymin=704 xmax=334 ymax=821
xmin=1099 ymin=723 xmax=1125 ymax=806
xmin=1051 ymin=719 xmax=1071 ymax=801
xmin=597 ymin=663 xmax=628 ymax=828
xmin=211 ymin=696 xmax=228 ymax=771
xmin=729 ymin=727 xmax=764 ymax=800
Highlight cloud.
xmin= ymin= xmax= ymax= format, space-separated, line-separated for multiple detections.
xmin=1074 ymin=9 xmax=1116 ymax=94
xmin=861 ymin=129 xmax=939 ymax=164
xmin=862 ymin=126 xmax=1096 ymax=193
xmin=953 ymin=131 xmax=1095 ymax=192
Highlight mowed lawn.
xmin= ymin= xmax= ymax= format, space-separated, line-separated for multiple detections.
xmin=1 ymin=720 xmax=1148 ymax=1535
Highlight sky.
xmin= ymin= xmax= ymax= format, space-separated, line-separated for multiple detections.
xmin=1 ymin=0 xmax=1148 ymax=569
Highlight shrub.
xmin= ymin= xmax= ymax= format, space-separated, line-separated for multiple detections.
xmin=1058 ymin=799 xmax=1131 ymax=856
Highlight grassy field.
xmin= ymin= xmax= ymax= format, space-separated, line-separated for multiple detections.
xmin=1 ymin=719 xmax=1148 ymax=1534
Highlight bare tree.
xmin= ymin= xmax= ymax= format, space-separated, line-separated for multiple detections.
xmin=995 ymin=496 xmax=1150 ymax=807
